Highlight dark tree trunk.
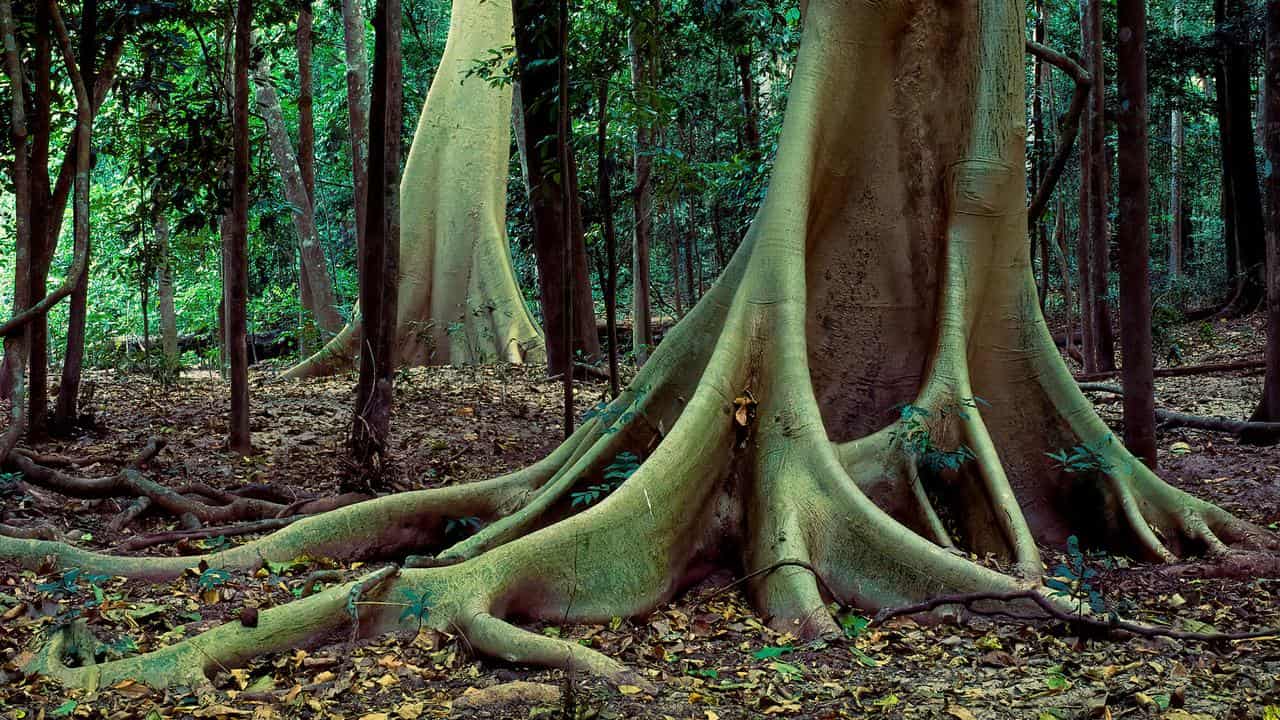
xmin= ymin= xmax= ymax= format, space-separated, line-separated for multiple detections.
xmin=684 ymin=200 xmax=698 ymax=305
xmin=54 ymin=0 xmax=98 ymax=430
xmin=735 ymin=48 xmax=759 ymax=154
xmin=1 ymin=0 xmax=31 ymax=461
xmin=226 ymin=0 xmax=252 ymax=454
xmin=1115 ymin=0 xmax=1157 ymax=466
xmin=557 ymin=0 xmax=573 ymax=435
xmin=1217 ymin=0 xmax=1268 ymax=317
xmin=598 ymin=78 xmax=620 ymax=398
xmin=667 ymin=203 xmax=683 ymax=316
xmin=341 ymin=0 xmax=370 ymax=255
xmin=350 ymin=0 xmax=402 ymax=484
xmin=1076 ymin=0 xmax=1096 ymax=374
xmin=1170 ymin=2 xmax=1186 ymax=279
xmin=297 ymin=0 xmax=314 ymax=204
xmin=1246 ymin=0 xmax=1280 ymax=443
xmin=296 ymin=0 xmax=316 ymax=347
xmin=1085 ymin=0 xmax=1115 ymax=372
xmin=27 ymin=0 xmax=52 ymax=436
xmin=511 ymin=0 xmax=601 ymax=380
xmin=1033 ymin=0 xmax=1050 ymax=309
xmin=628 ymin=20 xmax=654 ymax=364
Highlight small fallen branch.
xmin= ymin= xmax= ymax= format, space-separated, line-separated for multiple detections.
xmin=1077 ymin=383 xmax=1280 ymax=435
xmin=6 ymin=437 xmax=368 ymax=530
xmin=114 ymin=516 xmax=304 ymax=552
xmin=707 ymin=559 xmax=841 ymax=602
xmin=873 ymin=589 xmax=1279 ymax=642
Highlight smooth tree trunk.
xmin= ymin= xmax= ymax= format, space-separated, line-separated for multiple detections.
xmin=342 ymin=0 xmax=370 ymax=252
xmin=255 ymin=61 xmax=343 ymax=334
xmin=629 ymin=22 xmax=655 ymax=364
xmin=1246 ymin=0 xmax=1280 ymax=443
xmin=350 ymin=0 xmax=402 ymax=484
xmin=5 ymin=0 xmax=1265 ymax=695
xmin=512 ymin=0 xmax=601 ymax=378
xmin=52 ymin=0 xmax=95 ymax=430
xmin=226 ymin=0 xmax=252 ymax=454
xmin=1115 ymin=0 xmax=1157 ymax=466
xmin=286 ymin=0 xmax=544 ymax=379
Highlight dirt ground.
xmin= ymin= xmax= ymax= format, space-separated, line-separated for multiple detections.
xmin=2 ymin=314 xmax=1279 ymax=720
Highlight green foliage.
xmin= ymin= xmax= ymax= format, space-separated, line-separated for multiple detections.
xmin=196 ymin=567 xmax=232 ymax=592
xmin=36 ymin=568 xmax=111 ymax=600
xmin=397 ymin=589 xmax=434 ymax=629
xmin=1044 ymin=535 xmax=1113 ymax=617
xmin=570 ymin=451 xmax=641 ymax=507
xmin=891 ymin=402 xmax=982 ymax=473
xmin=1046 ymin=435 xmax=1114 ymax=475
xmin=444 ymin=515 xmax=483 ymax=540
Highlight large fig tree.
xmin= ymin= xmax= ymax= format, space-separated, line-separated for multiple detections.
xmin=3 ymin=0 xmax=1264 ymax=688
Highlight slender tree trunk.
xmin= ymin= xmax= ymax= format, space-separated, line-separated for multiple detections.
xmin=628 ymin=22 xmax=654 ymax=364
xmin=226 ymin=0 xmax=252 ymax=454
xmin=296 ymin=0 xmax=316 ymax=349
xmin=1115 ymin=0 xmax=1156 ymax=466
xmin=25 ymin=36 xmax=125 ymax=413
xmin=1 ymin=0 xmax=32 ymax=461
xmin=255 ymin=61 xmax=343 ymax=334
xmin=53 ymin=0 xmax=96 ymax=429
xmin=512 ymin=0 xmax=600 ymax=379
xmin=598 ymin=78 xmax=620 ymax=398
xmin=350 ymin=0 xmax=402 ymax=483
xmin=1170 ymin=3 xmax=1185 ymax=278
xmin=1055 ymin=194 xmax=1076 ymax=362
xmin=1076 ymin=0 xmax=1096 ymax=373
xmin=155 ymin=203 xmax=178 ymax=366
xmin=1033 ymin=0 xmax=1051 ymax=308
xmin=736 ymin=48 xmax=759 ymax=154
xmin=667 ymin=203 xmax=683 ymax=317
xmin=557 ymin=0 xmax=573 ymax=435
xmin=1218 ymin=0 xmax=1268 ymax=316
xmin=684 ymin=200 xmax=698 ymax=305
xmin=1247 ymin=0 xmax=1280 ymax=442
xmin=1219 ymin=60 xmax=1238 ymax=285
xmin=27 ymin=0 xmax=52 ymax=435
xmin=297 ymin=0 xmax=314 ymax=203
xmin=342 ymin=0 xmax=371 ymax=253
xmin=1086 ymin=0 xmax=1115 ymax=371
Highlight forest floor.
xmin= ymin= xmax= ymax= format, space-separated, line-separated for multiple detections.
xmin=2 ymin=314 xmax=1280 ymax=720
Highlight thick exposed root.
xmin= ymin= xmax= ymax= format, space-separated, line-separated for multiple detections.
xmin=0 ymin=446 xmax=573 ymax=579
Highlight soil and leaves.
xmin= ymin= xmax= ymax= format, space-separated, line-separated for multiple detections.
xmin=1 ymin=312 xmax=1279 ymax=720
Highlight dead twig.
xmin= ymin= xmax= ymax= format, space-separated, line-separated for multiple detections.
xmin=873 ymin=589 xmax=1280 ymax=643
